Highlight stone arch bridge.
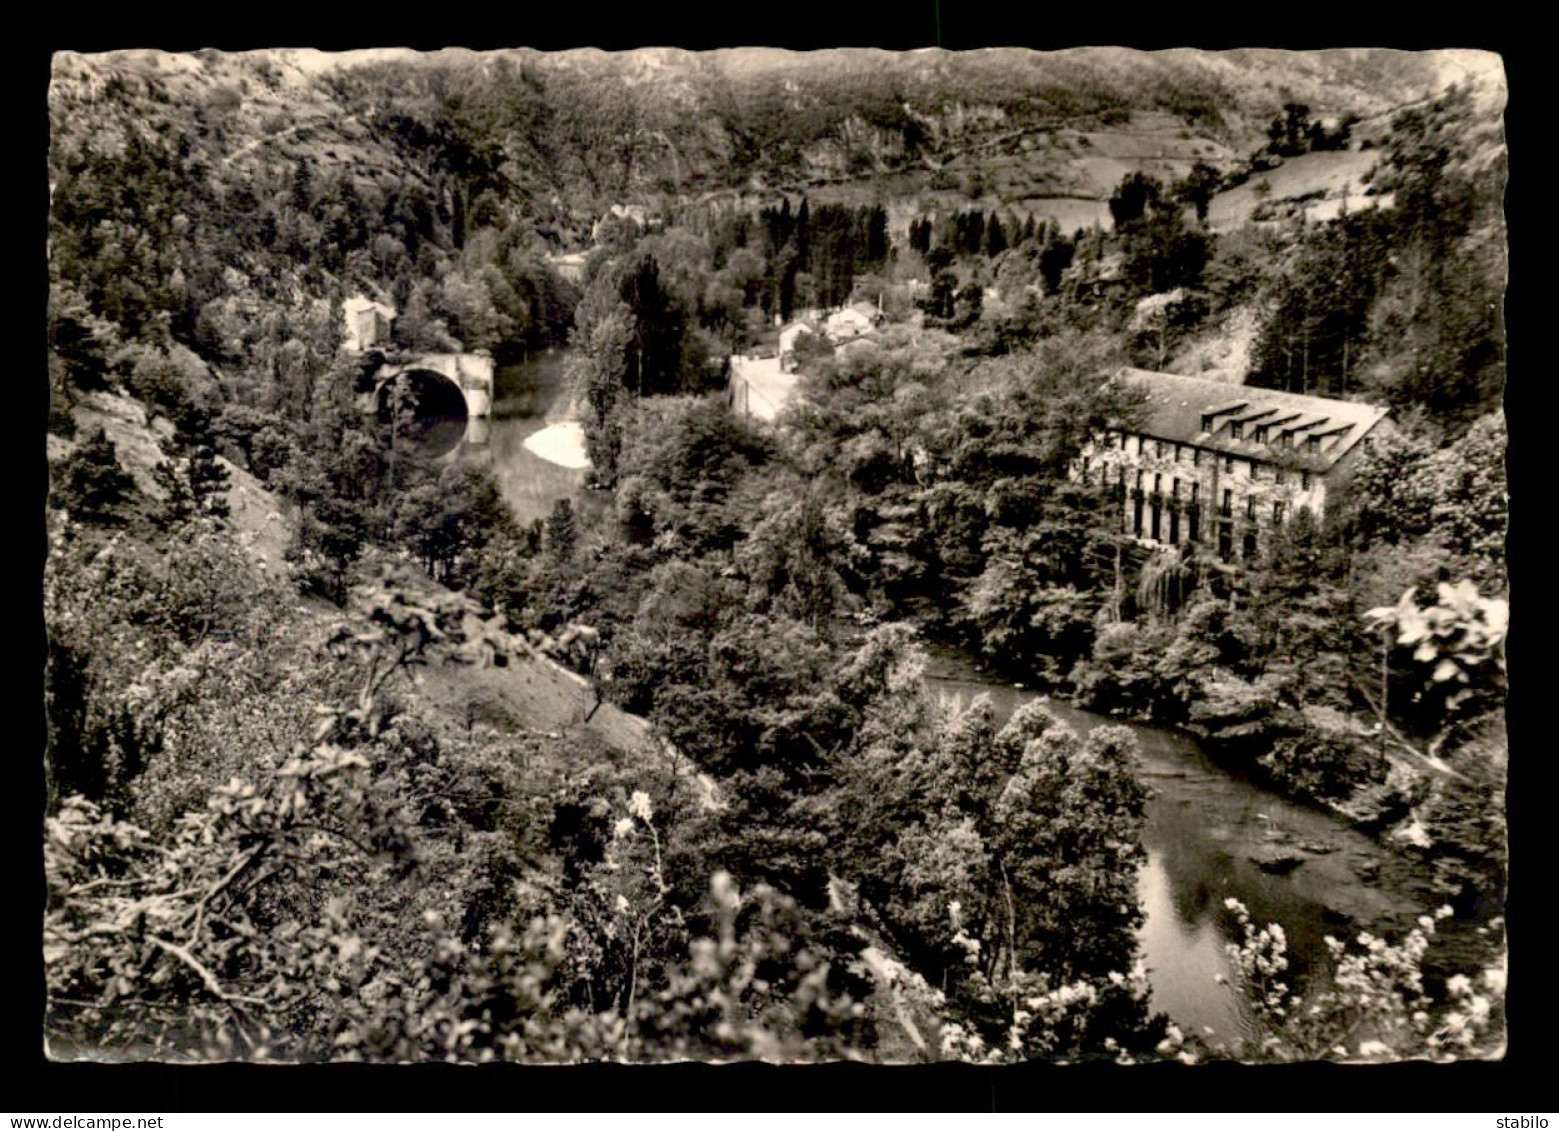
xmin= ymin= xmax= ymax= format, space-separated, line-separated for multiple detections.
xmin=367 ymin=352 xmax=494 ymax=417
xmin=359 ymin=352 xmax=496 ymax=456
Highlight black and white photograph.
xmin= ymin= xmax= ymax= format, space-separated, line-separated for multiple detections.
xmin=42 ymin=41 xmax=1510 ymax=1069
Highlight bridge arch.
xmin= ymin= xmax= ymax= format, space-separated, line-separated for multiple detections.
xmin=365 ymin=352 xmax=496 ymax=459
xmin=375 ymin=353 xmax=494 ymax=418
xmin=374 ymin=367 xmax=470 ymax=458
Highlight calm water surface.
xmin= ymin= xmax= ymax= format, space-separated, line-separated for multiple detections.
xmin=922 ymin=645 xmax=1441 ymax=1043
xmin=452 ymin=350 xmax=595 ymax=529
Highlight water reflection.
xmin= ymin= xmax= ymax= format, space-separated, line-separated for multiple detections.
xmin=482 ymin=351 xmax=597 ymax=530
xmin=378 ymin=368 xmax=470 ymax=460
xmin=921 ymin=647 xmax=1433 ymax=1043
xmin=1138 ymin=849 xmax=1249 ymax=1040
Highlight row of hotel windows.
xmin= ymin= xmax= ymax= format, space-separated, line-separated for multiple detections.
xmin=1081 ymin=458 xmax=1313 ymax=493
xmin=1128 ymin=489 xmax=1284 ymax=561
xmin=1071 ymin=466 xmax=1292 ymax=562
xmin=1103 ymin=434 xmax=1314 ymax=489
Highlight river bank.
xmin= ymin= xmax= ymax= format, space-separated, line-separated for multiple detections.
xmin=918 ymin=642 xmax=1474 ymax=1043
xmin=912 ymin=601 xmax=1479 ymax=895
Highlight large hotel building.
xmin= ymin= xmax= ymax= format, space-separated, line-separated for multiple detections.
xmin=1078 ymin=368 xmax=1392 ymax=561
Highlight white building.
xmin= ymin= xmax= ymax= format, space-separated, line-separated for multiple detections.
xmin=548 ymin=252 xmax=590 ymax=285
xmin=1077 ymin=368 xmax=1392 ymax=562
xmin=343 ymin=295 xmax=396 ymax=353
xmin=823 ymin=301 xmax=880 ymax=342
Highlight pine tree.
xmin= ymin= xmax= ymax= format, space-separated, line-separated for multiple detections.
xmin=152 ymin=411 xmax=230 ymax=525
xmin=962 ymin=210 xmax=986 ymax=255
xmin=1175 ymin=163 xmax=1222 ymax=224
xmin=939 ymin=213 xmax=961 ymax=255
xmin=290 ymin=160 xmax=313 ymax=215
xmin=776 ymin=250 xmax=800 ymax=321
xmin=983 ymin=212 xmax=1007 ymax=257
xmin=619 ymin=253 xmax=690 ymax=396
xmin=795 ymin=198 xmax=811 ymax=271
xmin=52 ymin=427 xmax=135 ymax=523
xmin=186 ymin=438 xmax=231 ymax=520
xmin=866 ymin=205 xmax=889 ymax=266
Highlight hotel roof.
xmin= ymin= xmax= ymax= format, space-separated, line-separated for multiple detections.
xmin=1113 ymin=368 xmax=1390 ymax=471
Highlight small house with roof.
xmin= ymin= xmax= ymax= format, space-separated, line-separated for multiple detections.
xmin=823 ymin=301 xmax=882 ymax=343
xmin=1077 ymin=368 xmax=1391 ymax=562
xmin=343 ymin=294 xmax=396 ymax=353
xmin=548 ymin=252 xmax=590 ymax=285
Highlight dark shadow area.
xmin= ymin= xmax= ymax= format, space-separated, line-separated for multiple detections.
xmin=375 ymin=368 xmax=469 ymax=460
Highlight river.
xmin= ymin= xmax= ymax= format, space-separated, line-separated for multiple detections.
xmin=921 ymin=645 xmax=1447 ymax=1045
xmin=454 ymin=350 xmax=596 ymax=530
xmin=470 ymin=356 xmax=1451 ymax=1045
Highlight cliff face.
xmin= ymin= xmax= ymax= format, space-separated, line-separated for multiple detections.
xmin=51 ymin=46 xmax=1504 ymax=237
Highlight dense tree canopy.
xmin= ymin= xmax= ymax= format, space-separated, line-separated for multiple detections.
xmin=44 ymin=48 xmax=1507 ymax=1066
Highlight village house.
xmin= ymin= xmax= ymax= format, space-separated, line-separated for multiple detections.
xmin=731 ymin=297 xmax=896 ymax=422
xmin=590 ymin=203 xmax=660 ymax=242
xmin=823 ymin=300 xmax=883 ymax=343
xmin=342 ymin=294 xmax=396 ymax=353
xmin=547 ymin=251 xmax=590 ymax=285
xmin=1077 ymin=368 xmax=1391 ymax=562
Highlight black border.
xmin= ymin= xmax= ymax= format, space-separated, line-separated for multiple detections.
xmin=14 ymin=3 xmax=1544 ymax=1113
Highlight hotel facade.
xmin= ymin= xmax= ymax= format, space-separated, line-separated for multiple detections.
xmin=1078 ymin=368 xmax=1392 ymax=562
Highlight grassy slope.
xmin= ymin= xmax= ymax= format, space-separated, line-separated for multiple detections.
xmin=49 ymin=393 xmax=660 ymax=764
xmin=1206 ymin=149 xmax=1386 ymax=231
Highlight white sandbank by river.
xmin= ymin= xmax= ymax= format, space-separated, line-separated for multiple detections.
xmin=521 ymin=421 xmax=591 ymax=469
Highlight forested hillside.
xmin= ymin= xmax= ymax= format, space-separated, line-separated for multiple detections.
xmin=45 ymin=46 xmax=1508 ymax=1065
